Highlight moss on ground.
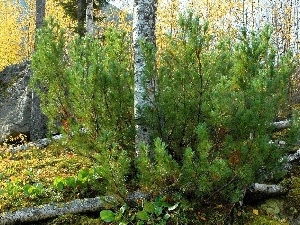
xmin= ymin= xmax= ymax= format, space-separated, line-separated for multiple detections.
xmin=27 ymin=213 xmax=105 ymax=225
xmin=0 ymin=143 xmax=94 ymax=211
xmin=247 ymin=215 xmax=290 ymax=225
xmin=283 ymin=165 xmax=300 ymax=224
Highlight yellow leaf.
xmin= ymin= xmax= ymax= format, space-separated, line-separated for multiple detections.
xmin=199 ymin=216 xmax=206 ymax=221
xmin=253 ymin=209 xmax=259 ymax=215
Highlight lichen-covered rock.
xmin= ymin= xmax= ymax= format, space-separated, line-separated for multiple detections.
xmin=0 ymin=61 xmax=46 ymax=144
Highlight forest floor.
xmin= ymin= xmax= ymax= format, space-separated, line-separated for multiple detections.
xmin=0 ymin=140 xmax=299 ymax=224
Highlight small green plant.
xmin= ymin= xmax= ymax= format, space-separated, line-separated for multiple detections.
xmin=23 ymin=183 xmax=44 ymax=197
xmin=5 ymin=180 xmax=23 ymax=196
xmin=100 ymin=196 xmax=179 ymax=225
xmin=52 ymin=167 xmax=104 ymax=197
xmin=53 ymin=177 xmax=66 ymax=191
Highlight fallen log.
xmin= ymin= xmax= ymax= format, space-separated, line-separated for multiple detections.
xmin=243 ymin=183 xmax=288 ymax=205
xmin=0 ymin=196 xmax=116 ymax=225
xmin=272 ymin=119 xmax=291 ymax=130
xmin=249 ymin=183 xmax=287 ymax=195
xmin=0 ymin=182 xmax=292 ymax=225
xmin=287 ymin=149 xmax=300 ymax=162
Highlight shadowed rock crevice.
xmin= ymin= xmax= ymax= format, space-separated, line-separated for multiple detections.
xmin=0 ymin=60 xmax=47 ymax=144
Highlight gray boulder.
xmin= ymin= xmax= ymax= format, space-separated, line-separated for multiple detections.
xmin=0 ymin=60 xmax=46 ymax=144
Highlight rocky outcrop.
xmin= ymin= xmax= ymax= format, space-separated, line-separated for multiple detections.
xmin=0 ymin=60 xmax=46 ymax=143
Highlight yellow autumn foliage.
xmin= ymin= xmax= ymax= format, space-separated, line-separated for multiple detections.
xmin=45 ymin=0 xmax=75 ymax=35
xmin=156 ymin=0 xmax=180 ymax=52
xmin=0 ymin=0 xmax=74 ymax=71
xmin=1 ymin=0 xmax=299 ymax=72
xmin=0 ymin=1 xmax=25 ymax=71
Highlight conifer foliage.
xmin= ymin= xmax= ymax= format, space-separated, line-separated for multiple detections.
xmin=143 ymin=14 xmax=297 ymax=202
xmin=31 ymin=19 xmax=134 ymax=154
xmin=31 ymin=13 xmax=298 ymax=220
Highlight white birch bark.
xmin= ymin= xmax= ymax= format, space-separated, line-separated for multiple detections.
xmin=249 ymin=183 xmax=287 ymax=195
xmin=0 ymin=196 xmax=115 ymax=225
xmin=133 ymin=0 xmax=158 ymax=154
xmin=86 ymin=0 xmax=94 ymax=35
xmin=272 ymin=119 xmax=291 ymax=129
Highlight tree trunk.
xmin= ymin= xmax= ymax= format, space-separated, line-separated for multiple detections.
xmin=35 ymin=0 xmax=46 ymax=29
xmin=86 ymin=0 xmax=94 ymax=35
xmin=30 ymin=0 xmax=47 ymax=141
xmin=133 ymin=0 xmax=158 ymax=155
xmin=77 ymin=0 xmax=85 ymax=37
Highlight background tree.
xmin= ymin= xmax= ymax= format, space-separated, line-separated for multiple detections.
xmin=78 ymin=0 xmax=84 ymax=36
xmin=30 ymin=0 xmax=47 ymax=141
xmin=86 ymin=0 xmax=94 ymax=35
xmin=54 ymin=0 xmax=108 ymax=36
xmin=156 ymin=0 xmax=180 ymax=56
xmin=2 ymin=0 xmax=299 ymax=72
xmin=36 ymin=0 xmax=46 ymax=30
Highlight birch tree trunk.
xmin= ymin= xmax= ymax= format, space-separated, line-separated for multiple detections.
xmin=86 ymin=0 xmax=94 ymax=35
xmin=133 ymin=0 xmax=158 ymax=154
xmin=30 ymin=0 xmax=47 ymax=141
xmin=0 ymin=196 xmax=115 ymax=225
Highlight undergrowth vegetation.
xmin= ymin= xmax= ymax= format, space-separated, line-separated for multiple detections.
xmin=0 ymin=142 xmax=94 ymax=211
